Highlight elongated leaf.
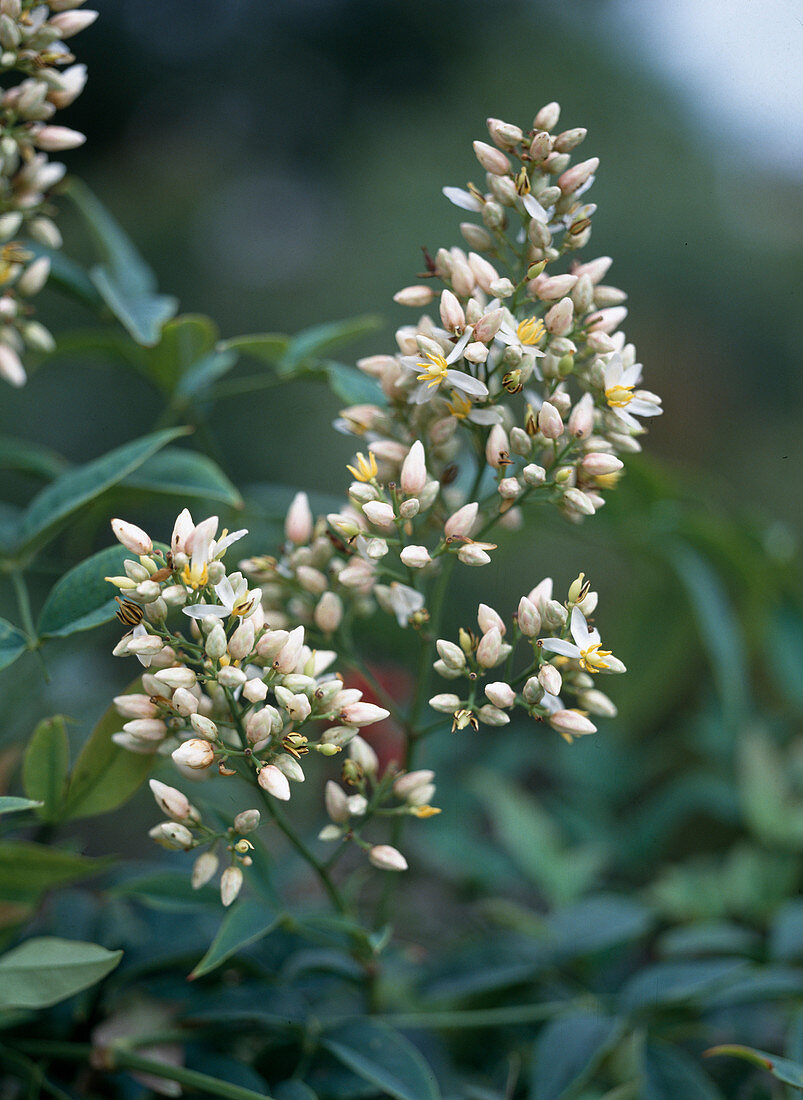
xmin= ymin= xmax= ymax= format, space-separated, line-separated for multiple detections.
xmin=26 ymin=243 xmax=104 ymax=311
xmin=0 ymin=435 xmax=67 ymax=479
xmin=546 ymin=895 xmax=652 ymax=959
xmin=14 ymin=428 xmax=185 ymax=556
xmin=738 ymin=729 xmax=803 ymax=847
xmin=38 ymin=545 xmax=138 ymax=638
xmin=0 ymin=841 xmax=107 ymax=905
xmin=218 ymin=332 xmax=289 ymax=364
xmin=283 ymin=315 xmax=381 ymax=372
xmin=658 ymin=921 xmax=759 ymax=959
xmin=274 ymin=1082 xmax=319 ymax=1100
xmin=0 ymin=936 xmax=122 ymax=1009
xmin=122 ymin=448 xmax=242 ymax=507
xmin=619 ymin=959 xmax=747 ymax=1013
xmin=0 ymin=618 xmax=27 ymax=671
xmin=68 ymin=180 xmax=177 ymax=345
xmin=190 ymin=898 xmax=280 ymax=980
xmin=325 ymin=362 xmax=385 ymax=406
xmin=706 ymin=1045 xmax=803 ymax=1088
xmin=322 ymin=1019 xmax=440 ymax=1100
xmin=644 ymin=1043 xmax=723 ymax=1099
xmin=175 ymin=349 xmax=239 ymax=399
xmin=22 ymin=716 xmax=69 ymax=822
xmin=531 ymin=1012 xmax=621 ymax=1100
xmin=0 ymin=796 xmax=43 ymax=816
xmin=112 ymin=869 xmax=220 ymax=911
xmin=770 ymin=900 xmax=803 ymax=962
xmin=63 ymin=697 xmax=153 ymax=820
xmin=146 ymin=314 xmax=218 ymax=393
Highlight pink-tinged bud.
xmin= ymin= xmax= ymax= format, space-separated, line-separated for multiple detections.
xmin=498 ymin=477 xmax=520 ymax=500
xmin=538 ymin=664 xmax=562 ymax=696
xmin=171 ymin=508 xmax=194 ymax=555
xmin=220 ymin=865 xmax=243 ymax=907
xmin=554 ymin=127 xmax=587 ymax=153
xmin=477 ymin=704 xmax=510 ymax=726
xmin=467 ymin=252 xmax=499 ymax=293
xmin=582 ymin=452 xmax=624 ymax=476
xmin=256 ymin=628 xmax=289 ymax=660
xmin=149 ymin=778 xmax=190 ymax=821
xmin=285 ymin=491 xmax=312 ymax=545
xmin=192 ymin=851 xmax=219 ymax=889
xmin=445 ymin=501 xmax=478 ymax=539
xmin=476 ymin=626 xmax=502 ymax=669
xmin=401 ymin=440 xmax=427 ymax=495
xmin=48 ymin=9 xmax=98 ymax=37
xmin=369 ymin=844 xmax=408 ymax=872
xmin=122 ymin=718 xmax=167 ymax=743
xmin=34 ymin=125 xmax=86 ymax=151
xmin=172 ymin=739 xmax=215 ymax=769
xmin=486 ymin=117 xmax=524 ymax=149
xmin=113 ymin=694 xmax=156 ymax=719
xmin=573 ymin=256 xmax=612 ymax=284
xmin=0 ymin=344 xmax=25 ymax=387
xmin=362 ymin=500 xmax=395 ymax=528
xmin=529 ymin=130 xmax=552 ymax=162
xmin=233 ymin=809 xmax=260 ymax=833
xmin=538 ymin=401 xmax=564 ymax=439
xmin=273 ymin=625 xmax=305 ymax=673
xmin=522 ymin=464 xmax=546 ymax=487
xmin=228 ymin=618 xmax=255 ymax=661
xmin=473 ymin=140 xmax=510 ymax=175
xmin=471 ymin=307 xmax=505 ymax=344
xmin=325 ymin=780 xmax=349 ymax=823
xmin=545 ymin=297 xmax=574 ymax=335
xmin=314 ymin=591 xmax=343 ymax=633
xmin=154 ymin=667 xmax=197 ymax=691
xmin=558 ymin=157 xmax=599 ymax=195
xmin=439 ymin=289 xmax=465 ymax=333
xmin=393 ymin=769 xmax=436 ymax=798
xmin=564 ymin=487 xmax=596 ymax=515
xmin=458 ymin=543 xmax=491 ymax=566
xmin=568 ymin=393 xmax=595 ymax=439
xmin=486 ymin=423 xmax=510 ymax=468
xmin=485 ymin=681 xmax=516 ymax=708
xmin=549 ymin=710 xmax=597 ymax=738
xmin=534 ymin=101 xmax=560 ymax=131
xmin=243 ymin=677 xmax=268 ymax=704
xmin=531 ymin=273 xmax=578 ymax=300
xmin=578 ymin=689 xmax=617 ymax=718
xmin=588 ymin=306 xmax=627 ymax=334
xmin=393 ymin=285 xmax=434 ymax=307
xmin=451 ymin=258 xmax=475 ymax=297
xmin=349 ymin=734 xmax=380 ymax=775
xmin=111 ymin=518 xmax=152 ymax=556
xmin=340 ymin=702 xmax=390 ymax=728
xmin=517 ymin=596 xmax=541 ymax=637
xmin=48 ymin=63 xmax=87 ymax=109
xmin=258 ymin=765 xmax=291 ymax=801
xmin=478 ymin=603 xmax=506 ymax=636
xmin=400 ymin=545 xmax=431 ymax=569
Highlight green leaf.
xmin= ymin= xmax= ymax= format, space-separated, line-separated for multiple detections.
xmin=111 ymin=869 xmax=220 ymax=911
xmin=531 ymin=1012 xmax=621 ymax=1100
xmin=0 ymin=434 xmax=67 ymax=480
xmin=122 ymin=447 xmax=242 ymax=507
xmin=0 ymin=841 xmax=107 ymax=905
xmin=619 ymin=959 xmax=747 ymax=1013
xmin=0 ymin=618 xmax=27 ymax=671
xmin=546 ymin=895 xmax=652 ymax=959
xmin=217 ymin=332 xmax=289 ymax=364
xmin=0 ymin=796 xmax=43 ymax=816
xmin=175 ymin=349 xmax=239 ymax=399
xmin=26 ymin=243 xmax=104 ymax=312
xmin=274 ymin=1083 xmax=319 ymax=1100
xmin=771 ymin=900 xmax=803 ymax=962
xmin=738 ymin=729 xmax=803 ymax=848
xmin=0 ymin=936 xmax=122 ymax=1009
xmin=14 ymin=428 xmax=185 ymax=556
xmin=37 ymin=545 xmax=139 ymax=638
xmin=67 ymin=179 xmax=177 ymax=346
xmin=658 ymin=921 xmax=759 ymax=959
xmin=146 ymin=314 xmax=218 ymax=393
xmin=705 ymin=1045 xmax=803 ymax=1090
xmin=63 ymin=696 xmax=153 ymax=820
xmin=283 ymin=315 xmax=381 ymax=372
xmin=644 ymin=1043 xmax=724 ymax=1099
xmin=189 ymin=898 xmax=281 ymax=980
xmin=22 ymin=716 xmax=69 ymax=822
xmin=324 ymin=362 xmax=385 ymax=406
xmin=322 ymin=1019 xmax=440 ymax=1100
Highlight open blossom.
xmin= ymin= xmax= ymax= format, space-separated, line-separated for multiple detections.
xmin=603 ymin=353 xmax=662 ymax=430
xmin=400 ymin=331 xmax=489 ymax=404
xmin=184 ymin=571 xmax=260 ymax=620
xmin=539 ymin=605 xmax=622 ymax=674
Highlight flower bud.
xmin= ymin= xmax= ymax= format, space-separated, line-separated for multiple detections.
xmin=217 ymin=665 xmax=246 ymax=689
xmin=457 ymin=543 xmax=491 ymax=566
xmin=325 ymin=780 xmax=349 ymax=823
xmin=220 ymin=865 xmax=243 ymax=907
xmin=564 ymin=488 xmax=596 ymax=515
xmin=486 ymin=424 xmax=510 ymax=468
xmin=17 ymin=257 xmax=51 ymax=297
xmin=538 ymin=401 xmax=564 ymax=439
xmin=154 ymin=667 xmax=197 ymax=691
xmin=477 ymin=704 xmax=510 ymax=726
xmin=534 ymin=101 xmax=560 ymax=131
xmin=49 ymin=9 xmax=99 ymax=36
xmin=190 ymin=714 xmax=218 ymax=740
xmin=114 ymin=693 xmax=158 ymax=719
xmin=340 ymin=703 xmax=389 ymax=728
xmin=348 ymin=734 xmax=379 ymax=774
xmin=498 ymin=477 xmax=520 ymax=500
xmin=149 ymin=822 xmax=194 ymax=850
xmin=538 ymin=663 xmax=562 ymax=696
xmin=549 ymin=710 xmax=597 ymax=738
xmin=172 ymin=687 xmax=198 ymax=716
xmin=473 ymin=140 xmax=510 ymax=175
xmin=111 ymin=518 xmax=152 ymax=555
xmin=233 ymin=809 xmax=261 ymax=834
xmin=582 ymin=452 xmax=624 ymax=476
xmin=393 ymin=285 xmax=434 ymax=307
xmin=34 ymin=125 xmax=86 ymax=151
xmin=460 ymin=222 xmax=493 ymax=250
xmin=258 ymin=764 xmax=291 ymax=800
xmin=400 ymin=545 xmax=430 ymax=569
xmin=522 ymin=464 xmax=546 ymax=487
xmin=149 ymin=779 xmax=191 ymax=821
xmin=369 ymin=845 xmax=408 ymax=872
xmin=485 ymin=681 xmax=515 ymax=708
xmin=429 ymin=693 xmax=461 ymax=713
xmin=517 ymin=595 xmax=541 ymax=637
xmin=122 ymin=718 xmax=167 ymax=742
xmin=476 ymin=626 xmax=502 ymax=668
xmin=439 ymin=289 xmax=465 ymax=333
xmin=273 ymin=625 xmax=305 ymax=673
xmin=314 ymin=591 xmax=343 ymax=633
xmin=273 ymin=753 xmax=305 ymax=783
xmin=400 ymin=440 xmax=427 ymax=495
xmin=531 ymin=273 xmax=578 ymax=301
xmin=172 ymin=739 xmax=215 ymax=770
xmin=192 ymin=851 xmax=219 ymax=889
xmin=523 ymin=676 xmax=543 ymax=704
xmin=568 ymin=393 xmax=594 ymax=439
xmin=362 ymin=500 xmax=395 ymax=528
xmin=544 ymin=599 xmax=568 ymax=629
xmin=436 ymin=639 xmax=466 ymax=671
xmin=545 ymin=297 xmax=574 ymax=336
xmin=558 ymin=157 xmax=599 ymax=195
xmin=393 ymin=769 xmax=436 ymax=799
xmin=243 ymin=677 xmax=268 ymax=703
xmin=445 ymin=501 xmax=478 ymax=539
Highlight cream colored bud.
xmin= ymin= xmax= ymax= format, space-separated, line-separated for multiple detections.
xmin=477 ymin=704 xmax=510 ymax=727
xmin=460 ymin=222 xmax=493 ymax=250
xmin=485 ymin=681 xmax=516 ymax=708
xmin=258 ymin=765 xmax=291 ymax=801
xmin=477 ymin=603 xmax=505 ymax=636
xmin=220 ymin=865 xmax=243 ymax=907
xmin=362 ymin=500 xmax=395 ymax=528
xmin=347 ymin=794 xmax=368 ymax=815
xmin=439 ymin=288 xmax=465 ymax=332
xmin=256 ymin=628 xmax=289 ymax=660
xmin=285 ymin=490 xmax=312 ymax=544
xmin=450 ymin=258 xmax=475 ymax=296
xmin=340 ymin=703 xmax=389 ymax=728
xmin=538 ymin=664 xmax=562 ymax=696
xmin=273 ymin=625 xmax=305 ymax=673
xmin=487 ymin=117 xmax=523 ymax=148
xmin=319 ymin=824 xmax=343 ymax=840
xmin=190 ymin=713 xmax=218 ymax=740
xmin=549 ymin=710 xmax=597 ymax=737
xmin=172 ymin=687 xmax=198 ymax=717
xmin=233 ymin=809 xmax=260 ymax=833
xmin=538 ymin=401 xmax=564 ymax=439
xmin=579 ymin=689 xmax=617 ymax=717
xmin=393 ymin=769 xmax=436 ymax=798
xmin=523 ymin=676 xmax=543 ymax=704
xmin=172 ymin=738 xmax=215 ymax=770
xmin=273 ymin=754 xmax=305 ymax=783
xmin=545 ymin=600 xmax=568 ymax=628
xmin=554 ymin=127 xmax=587 ymax=153
xmin=110 ymin=518 xmax=152 ymax=555
xmin=529 ymin=130 xmax=552 ymax=162
xmin=458 ymin=544 xmax=491 ymax=566
xmin=242 ymin=677 xmax=268 ymax=703
xmin=545 ymin=297 xmax=574 ymax=335
xmin=314 ymin=591 xmax=343 ymax=633
xmin=589 ymin=306 xmax=627 ymax=334
xmin=510 ymin=427 xmax=531 ymax=457
xmin=192 ymin=851 xmax=219 ymax=889
xmin=582 ymin=452 xmax=624 ymax=476
xmin=325 ymin=780 xmax=349 ymax=823
xmin=534 ymin=101 xmax=560 ymax=131
xmin=286 ymin=693 xmax=312 ymax=723
xmin=522 ymin=464 xmax=546 ymax=487
xmin=531 ymin=273 xmax=578 ymax=301
xmin=436 ymin=639 xmax=466 ymax=670
xmin=445 ymin=501 xmax=478 ymax=539
xmin=17 ymin=256 xmax=50 ymax=297
xmin=369 ymin=844 xmax=408 ymax=872
xmin=114 ymin=693 xmax=158 ymax=719
xmin=429 ymin=693 xmax=461 ymax=713
xmin=568 ymin=393 xmax=594 ymax=439
xmin=228 ymin=618 xmax=255 ymax=660
xmin=216 ymin=666 xmax=246 ymax=690
xmin=476 ymin=626 xmax=502 ymax=668
xmin=400 ymin=545 xmax=430 ymax=569
xmin=564 ymin=488 xmax=596 ymax=515
xmin=473 ymin=140 xmax=510 ymax=175
xmin=149 ymin=822 xmax=193 ymax=850
xmin=393 ymin=285 xmax=434 ymax=307
xmin=498 ymin=477 xmax=520 ymax=500
xmin=558 ymin=157 xmax=599 ymax=195
xmin=154 ymin=667 xmax=196 ymax=691
xmin=485 ymin=423 xmax=509 ymax=468
xmin=468 ymin=251 xmax=499 ymax=293
xmin=122 ymin=718 xmax=167 ymax=742
xmin=517 ymin=596 xmax=541 ymax=637
xmin=0 ymin=344 xmax=25 ymax=387
xmin=149 ymin=779 xmax=190 ymax=821
xmin=401 ymin=439 xmax=427 ymax=495
xmin=348 ymin=734 xmax=380 ymax=775
xmin=34 ymin=125 xmax=86 ymax=151
xmin=399 ymin=498 xmax=420 ymax=520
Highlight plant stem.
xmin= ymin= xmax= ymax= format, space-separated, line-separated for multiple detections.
xmin=6 ymin=1041 xmax=273 ymax=1100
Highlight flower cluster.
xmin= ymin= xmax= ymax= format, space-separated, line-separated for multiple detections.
xmin=0 ymin=0 xmax=95 ymax=387
xmin=429 ymin=574 xmax=624 ymax=743
xmin=106 ymin=510 xmax=435 ymax=903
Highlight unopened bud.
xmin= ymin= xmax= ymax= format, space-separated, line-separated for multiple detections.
xmin=220 ymin=865 xmax=243 ymax=906
xmin=172 ymin=739 xmax=215 ymax=770
xmin=369 ymin=844 xmax=408 ymax=872
xmin=111 ymin=518 xmax=152 ymax=555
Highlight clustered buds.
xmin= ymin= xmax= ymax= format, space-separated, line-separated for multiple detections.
xmin=0 ymin=0 xmax=96 ymax=387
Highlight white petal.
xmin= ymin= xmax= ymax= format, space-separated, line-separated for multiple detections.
xmin=468 ymin=407 xmax=504 ymax=424
xmin=214 ymin=576 xmax=236 ymax=609
xmin=629 ymin=399 xmax=662 ymax=417
xmin=522 ymin=193 xmax=548 ymax=223
xmin=214 ymin=528 xmax=248 ymax=556
xmin=447 ymin=370 xmax=489 ymax=397
xmin=443 ymin=186 xmax=482 ymax=212
xmin=539 ymin=638 xmax=581 ymax=659
xmin=570 ymin=606 xmax=592 ymax=648
xmin=183 ymin=604 xmax=229 ymax=620
xmin=620 ymin=363 xmax=642 ymax=387
xmin=613 ymin=407 xmax=641 ymax=430
xmin=411 ymin=381 xmax=436 ymax=404
xmin=603 ymin=354 xmax=623 ymax=387
xmin=445 ymin=329 xmax=473 ymax=363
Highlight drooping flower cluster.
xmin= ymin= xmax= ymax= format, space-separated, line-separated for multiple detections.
xmin=106 ymin=511 xmax=430 ymax=903
xmin=0 ymin=0 xmax=95 ymax=386
xmin=429 ymin=574 xmax=624 ymax=743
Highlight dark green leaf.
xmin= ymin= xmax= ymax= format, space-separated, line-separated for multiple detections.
xmin=217 ymin=332 xmax=289 ymax=364
xmin=283 ymin=315 xmax=381 ymax=371
xmin=0 ymin=796 xmax=43 ymax=816
xmin=63 ymin=696 xmax=153 ymax=820
xmin=0 ymin=435 xmax=66 ymax=479
xmin=14 ymin=428 xmax=185 ymax=556
xmin=189 ymin=898 xmax=280 ymax=980
xmin=771 ymin=900 xmax=803 ymax=962
xmin=175 ymin=349 xmax=239 ymax=399
xmin=112 ymin=869 xmax=220 ymax=911
xmin=738 ymin=730 xmax=803 ymax=847
xmin=146 ymin=314 xmax=218 ymax=393
xmin=0 ymin=936 xmax=122 ymax=1009
xmin=22 ymin=716 xmax=69 ymax=822
xmin=68 ymin=180 xmax=177 ymax=345
xmin=531 ymin=1012 xmax=621 ymax=1100
xmin=619 ymin=959 xmax=748 ymax=1013
xmin=26 ymin=243 xmax=104 ymax=311
xmin=767 ymin=607 xmax=803 ymax=712
xmin=37 ymin=545 xmax=144 ymax=638
xmin=274 ymin=1083 xmax=319 ymax=1100
xmin=322 ymin=1019 xmax=440 ymax=1100
xmin=658 ymin=921 xmax=759 ymax=959
xmin=324 ymin=362 xmax=385 ymax=406
xmin=122 ymin=447 xmax=242 ymax=507
xmin=705 ymin=1045 xmax=803 ymax=1089
xmin=700 ymin=966 xmax=803 ymax=1008
xmin=0 ymin=841 xmax=107 ymax=905
xmin=421 ymin=935 xmax=550 ymax=1001
xmin=0 ymin=618 xmax=27 ymax=671
xmin=547 ymin=895 xmax=652 ymax=959
xmin=644 ymin=1043 xmax=723 ymax=1099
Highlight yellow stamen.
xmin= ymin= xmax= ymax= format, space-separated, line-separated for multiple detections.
xmin=515 ymin=167 xmax=531 ymax=196
xmin=446 ymin=391 xmax=472 ymax=419
xmin=517 ymin=317 xmax=545 ymax=346
xmin=346 ymin=451 xmax=378 ymax=483
xmin=181 ymin=561 xmax=209 ymax=589
xmin=605 ymin=383 xmax=634 ymax=408
xmin=416 ymin=352 xmax=449 ymax=389
xmin=412 ymin=805 xmax=442 ymax=818
xmin=578 ymin=643 xmax=612 ymax=674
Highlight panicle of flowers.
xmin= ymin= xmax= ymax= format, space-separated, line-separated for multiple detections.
xmin=429 ymin=573 xmax=624 ymax=743
xmin=0 ymin=0 xmax=95 ymax=387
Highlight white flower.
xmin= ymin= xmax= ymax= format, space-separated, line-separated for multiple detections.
xmin=374 ymin=582 xmax=425 ymax=627
xmin=400 ymin=331 xmax=488 ymax=405
xmin=539 ymin=606 xmax=620 ymax=674
xmin=603 ymin=354 xmax=662 ymax=431
xmin=180 ymin=515 xmax=248 ymax=589
xmin=496 ymin=313 xmax=547 ymax=360
xmin=442 ymin=186 xmax=483 ymax=212
xmin=184 ymin=571 xmax=259 ymax=620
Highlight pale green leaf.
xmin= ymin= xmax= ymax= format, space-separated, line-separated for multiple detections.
xmin=22 ymin=716 xmax=69 ymax=822
xmin=189 ymin=898 xmax=280 ymax=980
xmin=0 ymin=937 xmax=122 ymax=1009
